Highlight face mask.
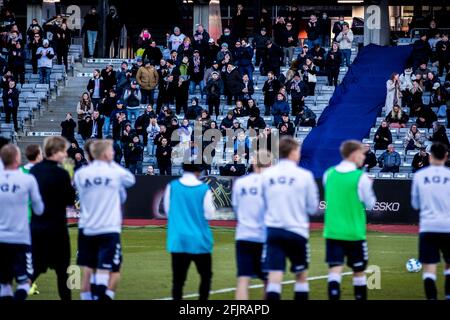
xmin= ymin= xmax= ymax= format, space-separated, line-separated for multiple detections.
xmin=224 ymin=32 xmax=230 ymax=36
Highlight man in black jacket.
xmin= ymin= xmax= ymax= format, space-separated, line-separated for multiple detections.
xmin=412 ymin=147 xmax=430 ymax=173
xmin=262 ymin=71 xmax=281 ymax=116
xmin=247 ymin=109 xmax=266 ymax=134
xmin=2 ymin=79 xmax=19 ymax=131
xmin=363 ymin=144 xmax=378 ymax=172
xmin=224 ymin=63 xmax=244 ymax=105
xmin=30 ymin=136 xmax=76 ymax=300
xmin=262 ymin=40 xmax=283 ymax=77
xmin=156 ymin=137 xmax=172 ymax=175
xmin=100 ymin=65 xmax=117 ymax=94
xmin=87 ymin=69 xmax=105 ymax=110
xmin=220 ymin=154 xmax=246 ymax=176
xmin=82 ymin=6 xmax=100 ymax=58
xmin=105 ymin=6 xmax=123 ymax=58
xmin=252 ymin=28 xmax=271 ymax=68
xmin=436 ymin=33 xmax=449 ymax=77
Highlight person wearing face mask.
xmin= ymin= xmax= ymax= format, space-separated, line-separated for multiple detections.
xmin=218 ymin=27 xmax=236 ymax=52
xmin=82 ymin=7 xmax=100 ymax=58
xmin=105 ymin=6 xmax=123 ymax=58
xmin=332 ymin=16 xmax=346 ymax=42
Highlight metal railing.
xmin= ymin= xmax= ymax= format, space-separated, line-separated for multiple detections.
xmin=410 ymin=28 xmax=450 ymax=40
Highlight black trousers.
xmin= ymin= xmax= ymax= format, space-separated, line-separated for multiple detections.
xmin=57 ymin=48 xmax=69 ymax=71
xmin=208 ymin=96 xmax=220 ymax=116
xmin=438 ymin=57 xmax=449 ymax=76
xmin=5 ymin=106 xmax=18 ymax=131
xmin=327 ymin=69 xmax=339 ymax=87
xmin=291 ymin=97 xmax=304 ymax=116
xmin=255 ymin=49 xmax=265 ymax=67
xmin=447 ymin=109 xmax=450 ymax=129
xmin=171 ymin=253 xmax=212 ymax=301
xmin=106 ymin=34 xmax=120 ymax=58
xmin=158 ymin=162 xmax=172 ymax=175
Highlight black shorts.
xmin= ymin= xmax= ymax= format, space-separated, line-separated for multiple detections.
xmin=80 ymin=233 xmax=122 ymax=272
xmin=76 ymin=228 xmax=89 ymax=268
xmin=0 ymin=243 xmax=33 ymax=284
xmin=31 ymin=230 xmax=71 ymax=274
xmin=326 ymin=239 xmax=368 ymax=272
xmin=235 ymin=240 xmax=267 ymax=280
xmin=265 ymin=228 xmax=309 ymax=274
xmin=419 ymin=232 xmax=450 ymax=264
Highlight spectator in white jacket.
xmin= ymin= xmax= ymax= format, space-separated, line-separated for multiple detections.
xmin=335 ymin=23 xmax=353 ymax=67
xmin=385 ymin=72 xmax=402 ymax=115
xmin=146 ymin=117 xmax=160 ymax=156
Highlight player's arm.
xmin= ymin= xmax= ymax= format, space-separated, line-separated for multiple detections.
xmin=29 ymin=176 xmax=44 ymax=216
xmin=231 ymin=179 xmax=240 ymax=216
xmin=119 ymin=166 xmax=136 ymax=188
xmin=306 ymin=172 xmax=319 ymax=215
xmin=410 ymin=174 xmax=420 ymax=210
xmin=203 ymin=189 xmax=215 ymax=220
xmin=358 ymin=173 xmax=377 ymax=210
xmin=163 ymin=184 xmax=171 ymax=218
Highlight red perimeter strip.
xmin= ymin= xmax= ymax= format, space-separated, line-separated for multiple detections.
xmin=68 ymin=219 xmax=419 ymax=234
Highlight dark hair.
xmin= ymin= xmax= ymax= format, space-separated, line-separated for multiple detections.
xmin=340 ymin=140 xmax=363 ymax=159
xmin=430 ymin=143 xmax=448 ymax=161
xmin=279 ymin=136 xmax=299 ymax=159
xmin=25 ymin=144 xmax=41 ymax=161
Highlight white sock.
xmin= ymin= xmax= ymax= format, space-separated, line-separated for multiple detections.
xmin=95 ymin=273 xmax=110 ymax=287
xmin=16 ymin=283 xmax=30 ymax=293
xmin=353 ymin=276 xmax=367 ymax=286
xmin=105 ymin=290 xmax=115 ymax=300
xmin=0 ymin=284 xmax=13 ymax=297
xmin=294 ymin=282 xmax=309 ymax=293
xmin=90 ymin=274 xmax=96 ymax=285
xmin=80 ymin=291 xmax=92 ymax=300
xmin=328 ymin=272 xmax=342 ymax=283
xmin=423 ymin=272 xmax=437 ymax=281
xmin=444 ymin=269 xmax=450 ymax=276
xmin=266 ymin=283 xmax=282 ymax=294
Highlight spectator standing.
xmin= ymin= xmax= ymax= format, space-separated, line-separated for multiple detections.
xmin=262 ymin=71 xmax=281 ymax=116
xmin=29 ymin=32 xmax=43 ymax=74
xmin=306 ymin=14 xmax=321 ymax=49
xmin=429 ymin=123 xmax=450 ymax=148
xmin=98 ymin=89 xmax=118 ymax=137
xmin=332 ymin=16 xmax=345 ymax=42
xmin=8 ymin=42 xmax=25 ymax=84
xmin=146 ymin=118 xmax=160 ymax=156
xmin=193 ymin=24 xmax=210 ymax=56
xmin=135 ymin=105 xmax=155 ymax=147
xmin=36 ymin=39 xmax=54 ymax=85
xmin=411 ymin=34 xmax=431 ymax=71
xmin=281 ymin=22 xmax=298 ymax=67
xmin=232 ymin=4 xmax=248 ymax=39
xmin=311 ymin=44 xmax=326 ymax=71
xmin=224 ymin=63 xmax=244 ymax=106
xmin=82 ymin=7 xmax=100 ymax=58
xmin=319 ymin=12 xmax=331 ymax=47
xmin=100 ymin=64 xmax=116 ymax=94
xmin=262 ymin=40 xmax=283 ymax=78
xmin=286 ymin=72 xmax=308 ymax=115
xmin=167 ymin=27 xmax=186 ymax=52
xmin=136 ymin=60 xmax=159 ymax=105
xmin=127 ymin=136 xmax=144 ymax=174
xmin=302 ymin=58 xmax=318 ymax=96
xmin=143 ymin=41 xmax=163 ymax=67
xmin=435 ymin=33 xmax=449 ymax=77
xmin=55 ymin=23 xmax=71 ymax=72
xmin=235 ymin=38 xmax=254 ymax=79
xmin=325 ymin=42 xmax=342 ymax=86
xmin=378 ymin=144 xmax=401 ymax=173
xmin=76 ymin=92 xmax=94 ymax=134
xmin=156 ymin=137 xmax=172 ymax=175
xmin=205 ymin=71 xmax=223 ymax=117
xmin=336 ymin=23 xmax=353 ymax=68
xmin=105 ymin=6 xmax=123 ymax=58
xmin=385 ymin=73 xmax=402 ymax=115
xmin=87 ymin=69 xmax=105 ymax=110
xmin=2 ymin=79 xmax=19 ymax=132
xmin=116 ymin=62 xmax=131 ymax=98
xmin=123 ymin=80 xmax=142 ymax=123
xmin=253 ymin=28 xmax=271 ymax=69
xmin=188 ymin=50 xmax=205 ymax=99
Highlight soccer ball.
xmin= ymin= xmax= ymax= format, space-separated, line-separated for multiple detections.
xmin=406 ymin=258 xmax=422 ymax=273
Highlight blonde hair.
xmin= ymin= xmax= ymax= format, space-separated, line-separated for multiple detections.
xmin=0 ymin=144 xmax=20 ymax=167
xmin=253 ymin=150 xmax=273 ymax=168
xmin=90 ymin=139 xmax=113 ymax=160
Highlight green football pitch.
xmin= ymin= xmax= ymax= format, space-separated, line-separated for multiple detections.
xmin=28 ymin=227 xmax=445 ymax=300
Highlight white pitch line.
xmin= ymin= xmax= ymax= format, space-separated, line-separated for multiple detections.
xmin=156 ymin=271 xmax=354 ymax=300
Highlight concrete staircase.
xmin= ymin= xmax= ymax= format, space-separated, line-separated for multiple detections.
xmin=17 ymin=63 xmax=88 ymax=152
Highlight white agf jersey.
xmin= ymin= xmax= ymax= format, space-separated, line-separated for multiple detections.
xmin=0 ymin=170 xmax=44 ymax=245
xmin=74 ymin=160 xmax=136 ymax=236
xmin=232 ymin=173 xmax=266 ymax=243
xmin=411 ymin=165 xmax=450 ymax=233
xmin=262 ymin=160 xmax=319 ymax=239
